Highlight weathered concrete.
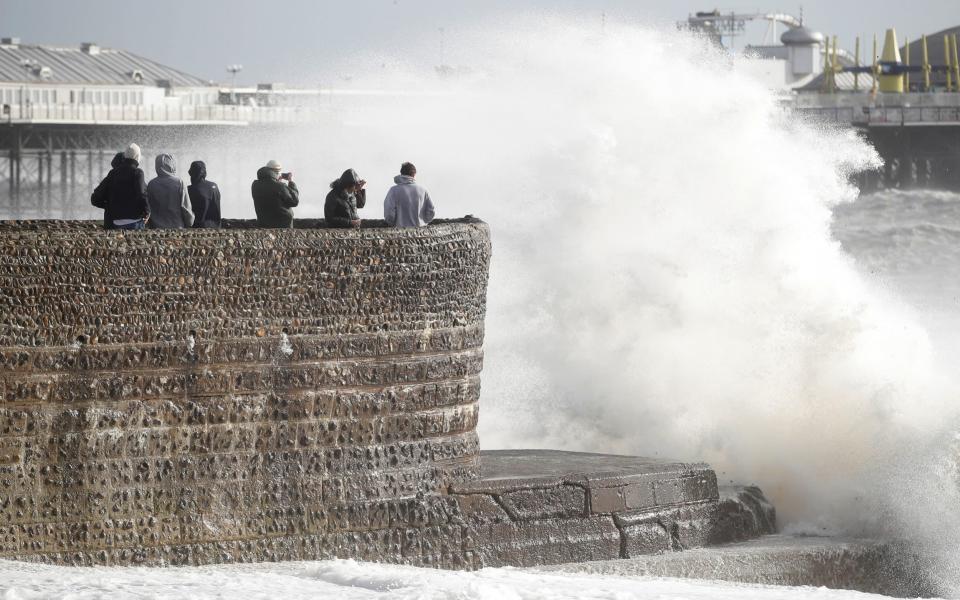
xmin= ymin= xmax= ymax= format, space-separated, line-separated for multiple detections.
xmin=539 ymin=534 xmax=935 ymax=598
xmin=453 ymin=450 xmax=776 ymax=567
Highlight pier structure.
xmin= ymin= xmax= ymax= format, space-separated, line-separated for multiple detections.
xmin=0 ymin=38 xmax=336 ymax=219
xmin=793 ymin=91 xmax=960 ymax=190
xmin=787 ymin=25 xmax=960 ymax=191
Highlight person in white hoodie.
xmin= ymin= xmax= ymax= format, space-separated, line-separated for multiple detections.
xmin=383 ymin=162 xmax=435 ymax=228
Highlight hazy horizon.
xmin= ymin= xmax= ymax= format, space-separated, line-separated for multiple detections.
xmin=1 ymin=0 xmax=957 ymax=85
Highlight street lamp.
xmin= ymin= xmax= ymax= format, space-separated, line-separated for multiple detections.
xmin=19 ymin=59 xmax=37 ymax=116
xmin=226 ymin=64 xmax=243 ymax=104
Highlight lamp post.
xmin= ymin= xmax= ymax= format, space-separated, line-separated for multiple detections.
xmin=19 ymin=59 xmax=36 ymax=117
xmin=226 ymin=64 xmax=243 ymax=104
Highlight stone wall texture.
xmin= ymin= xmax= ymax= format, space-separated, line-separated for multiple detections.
xmin=0 ymin=219 xmax=491 ymax=567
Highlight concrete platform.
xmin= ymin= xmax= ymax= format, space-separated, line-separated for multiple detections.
xmin=450 ymin=450 xmax=776 ymax=568
xmin=539 ymin=534 xmax=934 ymax=598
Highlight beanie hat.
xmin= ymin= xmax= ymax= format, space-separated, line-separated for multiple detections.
xmin=266 ymin=159 xmax=282 ymax=171
xmin=124 ymin=143 xmax=141 ymax=162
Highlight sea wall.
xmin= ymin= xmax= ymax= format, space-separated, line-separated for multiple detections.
xmin=0 ymin=219 xmax=490 ymax=566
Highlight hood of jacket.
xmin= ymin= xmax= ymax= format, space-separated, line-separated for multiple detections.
xmin=110 ymin=152 xmax=124 ymax=169
xmin=393 ymin=175 xmax=416 ymax=185
xmin=155 ymin=154 xmax=177 ymax=178
xmin=257 ymin=166 xmax=279 ymax=181
xmin=188 ymin=160 xmax=207 ymax=183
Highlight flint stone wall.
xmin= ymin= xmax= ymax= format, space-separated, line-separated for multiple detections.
xmin=0 ymin=219 xmax=490 ymax=567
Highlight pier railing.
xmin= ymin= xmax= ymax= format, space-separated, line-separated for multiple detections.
xmin=1 ymin=102 xmax=328 ymax=125
xmin=799 ymin=105 xmax=960 ymax=126
xmin=791 ymin=92 xmax=960 ymax=127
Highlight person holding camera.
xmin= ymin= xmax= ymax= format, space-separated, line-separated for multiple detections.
xmin=252 ymin=159 xmax=300 ymax=228
xmin=324 ymin=168 xmax=366 ymax=228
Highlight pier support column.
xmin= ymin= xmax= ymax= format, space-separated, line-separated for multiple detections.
xmin=45 ymin=152 xmax=52 ymax=211
xmin=897 ymin=154 xmax=915 ymax=189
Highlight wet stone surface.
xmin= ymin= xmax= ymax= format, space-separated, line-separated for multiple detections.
xmin=453 ymin=450 xmax=775 ymax=568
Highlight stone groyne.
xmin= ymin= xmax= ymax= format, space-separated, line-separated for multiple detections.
xmin=0 ymin=219 xmax=490 ymax=567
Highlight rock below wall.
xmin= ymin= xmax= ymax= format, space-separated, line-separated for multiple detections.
xmin=452 ymin=450 xmax=777 ymax=568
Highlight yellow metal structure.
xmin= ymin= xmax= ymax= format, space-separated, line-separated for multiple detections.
xmin=952 ymin=34 xmax=960 ymax=91
xmin=821 ymin=38 xmax=836 ymax=94
xmin=872 ymin=35 xmax=879 ymax=94
xmin=854 ymin=36 xmax=861 ymax=91
xmin=832 ymin=36 xmax=840 ymax=93
xmin=946 ymin=35 xmax=953 ymax=92
xmin=904 ymin=36 xmax=910 ymax=90
xmin=879 ymin=28 xmax=904 ymax=93
xmin=922 ymin=35 xmax=931 ymax=91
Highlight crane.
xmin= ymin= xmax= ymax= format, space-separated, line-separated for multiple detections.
xmin=678 ymin=11 xmax=803 ymax=49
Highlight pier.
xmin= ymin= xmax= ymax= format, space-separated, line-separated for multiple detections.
xmin=793 ymin=92 xmax=960 ymax=190
xmin=0 ymin=38 xmax=334 ymax=218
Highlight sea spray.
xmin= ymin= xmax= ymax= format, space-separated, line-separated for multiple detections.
xmin=90 ymin=16 xmax=960 ymax=590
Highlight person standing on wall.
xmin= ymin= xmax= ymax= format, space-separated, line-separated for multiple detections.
xmin=146 ymin=154 xmax=195 ymax=229
xmin=383 ymin=162 xmax=435 ymax=228
xmin=252 ymin=159 xmax=300 ymax=228
xmin=90 ymin=151 xmax=125 ymax=229
xmin=104 ymin=143 xmax=150 ymax=231
xmin=324 ymin=168 xmax=366 ymax=228
xmin=187 ymin=161 xmax=222 ymax=228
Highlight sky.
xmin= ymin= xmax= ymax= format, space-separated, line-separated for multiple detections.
xmin=1 ymin=0 xmax=957 ymax=85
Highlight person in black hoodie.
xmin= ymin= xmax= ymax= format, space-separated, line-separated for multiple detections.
xmin=91 ymin=152 xmax=125 ymax=229
xmin=251 ymin=159 xmax=299 ymax=228
xmin=187 ymin=161 xmax=222 ymax=228
xmin=105 ymin=143 xmax=150 ymax=230
xmin=324 ymin=168 xmax=366 ymax=228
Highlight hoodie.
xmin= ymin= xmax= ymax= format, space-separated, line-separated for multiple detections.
xmin=102 ymin=158 xmax=150 ymax=224
xmin=187 ymin=161 xmax=222 ymax=228
xmin=251 ymin=167 xmax=300 ymax=228
xmin=383 ymin=175 xmax=435 ymax=228
xmin=146 ymin=154 xmax=195 ymax=229
xmin=90 ymin=152 xmax=126 ymax=228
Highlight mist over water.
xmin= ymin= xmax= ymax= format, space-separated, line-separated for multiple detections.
xmin=302 ymin=21 xmax=960 ymax=586
xmin=299 ymin=19 xmax=959 ymax=534
xmin=14 ymin=16 xmax=960 ymax=593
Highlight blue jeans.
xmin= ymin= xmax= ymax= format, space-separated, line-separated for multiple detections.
xmin=114 ymin=220 xmax=145 ymax=230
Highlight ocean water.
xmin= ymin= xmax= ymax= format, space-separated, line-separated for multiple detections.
xmin=4 ymin=16 xmax=960 ymax=598
xmin=0 ymin=557 xmax=921 ymax=599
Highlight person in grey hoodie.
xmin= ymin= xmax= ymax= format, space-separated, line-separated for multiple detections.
xmin=146 ymin=153 xmax=195 ymax=229
xmin=383 ymin=162 xmax=435 ymax=228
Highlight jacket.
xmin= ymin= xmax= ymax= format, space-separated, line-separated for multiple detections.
xmin=187 ymin=161 xmax=222 ymax=228
xmin=383 ymin=175 xmax=435 ymax=227
xmin=104 ymin=158 xmax=150 ymax=223
xmin=324 ymin=187 xmax=366 ymax=228
xmin=91 ymin=152 xmax=125 ymax=228
xmin=252 ymin=167 xmax=300 ymax=228
xmin=146 ymin=154 xmax=195 ymax=229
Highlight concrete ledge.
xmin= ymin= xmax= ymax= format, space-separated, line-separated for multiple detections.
xmin=453 ymin=450 xmax=775 ymax=568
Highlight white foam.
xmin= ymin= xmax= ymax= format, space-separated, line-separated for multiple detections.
xmin=0 ymin=558 xmax=909 ymax=599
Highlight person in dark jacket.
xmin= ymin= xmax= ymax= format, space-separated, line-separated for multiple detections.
xmin=91 ymin=152 xmax=125 ymax=229
xmin=105 ymin=143 xmax=150 ymax=231
xmin=146 ymin=154 xmax=194 ymax=229
xmin=187 ymin=161 xmax=222 ymax=228
xmin=251 ymin=159 xmax=300 ymax=228
xmin=324 ymin=168 xmax=366 ymax=228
